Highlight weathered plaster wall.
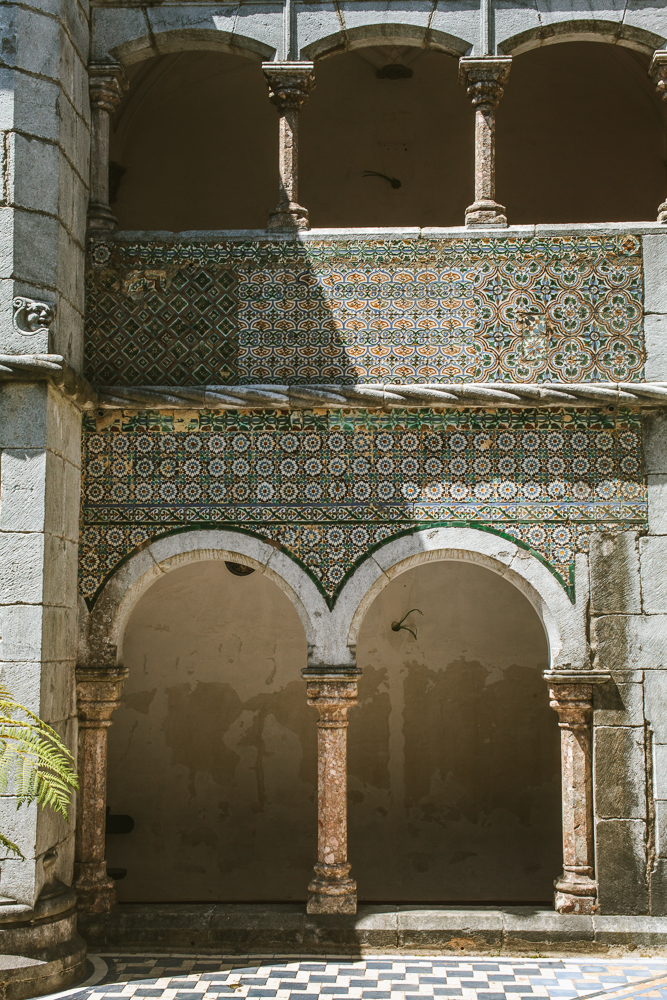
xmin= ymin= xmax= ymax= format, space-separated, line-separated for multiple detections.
xmin=109 ymin=43 xmax=664 ymax=231
xmin=351 ymin=559 xmax=559 ymax=902
xmin=106 ymin=557 xmax=558 ymax=902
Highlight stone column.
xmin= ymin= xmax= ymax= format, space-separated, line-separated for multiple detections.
xmin=262 ymin=62 xmax=315 ymax=230
xmin=649 ymin=51 xmax=667 ymax=222
xmin=304 ymin=669 xmax=359 ymax=914
xmin=88 ymin=63 xmax=128 ymax=231
xmin=459 ymin=57 xmax=512 ymax=227
xmin=544 ymin=670 xmax=610 ymax=914
xmin=74 ymin=668 xmax=128 ymax=912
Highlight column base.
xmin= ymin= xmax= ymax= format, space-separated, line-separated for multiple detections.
xmin=88 ymin=202 xmax=118 ymax=231
xmin=465 ymin=200 xmax=508 ymax=227
xmin=268 ymin=202 xmax=309 ymax=230
xmin=307 ymin=863 xmax=357 ymax=915
xmin=554 ymin=871 xmax=598 ymax=914
xmin=73 ymin=861 xmax=117 ymax=913
xmin=658 ymin=200 xmax=667 ymax=223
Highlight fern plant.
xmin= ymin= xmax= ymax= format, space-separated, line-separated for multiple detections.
xmin=0 ymin=685 xmax=79 ymax=859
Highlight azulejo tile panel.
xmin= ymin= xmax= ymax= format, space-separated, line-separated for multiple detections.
xmin=80 ymin=407 xmax=646 ymax=608
xmin=85 ymin=235 xmax=644 ymax=386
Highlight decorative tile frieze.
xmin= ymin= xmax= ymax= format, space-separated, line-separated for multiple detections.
xmin=80 ymin=407 xmax=646 ymax=608
xmin=85 ymin=235 xmax=644 ymax=387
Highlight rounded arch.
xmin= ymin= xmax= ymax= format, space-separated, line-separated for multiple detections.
xmin=328 ymin=526 xmax=588 ymax=672
xmin=109 ymin=28 xmax=275 ymax=70
xmin=301 ymin=23 xmax=472 ymax=61
xmin=497 ymin=19 xmax=665 ymax=57
xmin=78 ymin=529 xmax=331 ymax=671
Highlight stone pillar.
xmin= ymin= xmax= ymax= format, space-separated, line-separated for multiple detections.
xmin=74 ymin=668 xmax=128 ymax=912
xmin=304 ymin=669 xmax=359 ymax=914
xmin=262 ymin=62 xmax=315 ymax=230
xmin=545 ymin=670 xmax=610 ymax=914
xmin=459 ymin=57 xmax=512 ymax=227
xmin=88 ymin=63 xmax=128 ymax=231
xmin=649 ymin=52 xmax=667 ymax=223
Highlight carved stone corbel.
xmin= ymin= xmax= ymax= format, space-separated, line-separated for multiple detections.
xmin=649 ymin=51 xmax=667 ymax=222
xmin=459 ymin=57 xmax=512 ymax=227
xmin=262 ymin=62 xmax=315 ymax=229
xmin=12 ymin=297 xmax=55 ymax=337
xmin=88 ymin=63 xmax=128 ymax=232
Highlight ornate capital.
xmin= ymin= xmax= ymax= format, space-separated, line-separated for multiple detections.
xmin=12 ymin=296 xmax=55 ymax=337
xmin=544 ymin=671 xmax=610 ymax=729
xmin=306 ymin=677 xmax=358 ymax=724
xmin=650 ymin=51 xmax=667 ymax=99
xmin=459 ymin=56 xmax=512 ymax=109
xmin=262 ymin=61 xmax=315 ymax=113
xmin=89 ymin=62 xmax=128 ymax=113
xmin=76 ymin=668 xmax=129 ymax=726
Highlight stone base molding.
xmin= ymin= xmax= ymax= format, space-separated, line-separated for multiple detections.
xmin=262 ymin=62 xmax=315 ymax=230
xmin=304 ymin=669 xmax=360 ymax=914
xmin=459 ymin=57 xmax=512 ymax=227
xmin=74 ymin=668 xmax=129 ymax=913
xmin=544 ymin=671 xmax=610 ymax=915
xmin=0 ymin=884 xmax=86 ymax=1000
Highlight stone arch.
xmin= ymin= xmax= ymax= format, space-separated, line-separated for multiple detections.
xmin=78 ymin=529 xmax=330 ymax=672
xmin=107 ymin=27 xmax=275 ymax=70
xmin=327 ymin=526 xmax=588 ymax=673
xmin=497 ymin=19 xmax=665 ymax=57
xmin=300 ymin=23 xmax=471 ymax=62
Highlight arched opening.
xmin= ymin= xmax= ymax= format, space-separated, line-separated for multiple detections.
xmin=105 ymin=559 xmax=315 ymax=901
xmin=350 ymin=559 xmax=561 ymax=903
xmin=110 ymin=52 xmax=276 ymax=231
xmin=497 ymin=42 xmax=666 ymax=224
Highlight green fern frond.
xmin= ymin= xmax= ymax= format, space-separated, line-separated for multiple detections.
xmin=0 ymin=686 xmax=78 ymax=827
xmin=0 ymin=832 xmax=24 ymax=861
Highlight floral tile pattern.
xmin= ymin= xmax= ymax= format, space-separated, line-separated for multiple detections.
xmin=79 ymin=407 xmax=646 ymax=608
xmin=84 ymin=235 xmax=644 ymax=387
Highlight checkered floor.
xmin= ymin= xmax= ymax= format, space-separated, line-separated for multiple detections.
xmin=49 ymin=958 xmax=667 ymax=1000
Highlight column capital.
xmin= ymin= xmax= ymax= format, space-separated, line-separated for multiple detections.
xmin=262 ymin=61 xmax=315 ymax=113
xmin=89 ymin=62 xmax=128 ymax=113
xmin=76 ymin=667 xmax=129 ymax=725
xmin=459 ymin=56 xmax=512 ymax=109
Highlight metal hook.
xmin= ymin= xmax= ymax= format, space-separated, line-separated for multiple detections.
xmin=390 ymin=608 xmax=423 ymax=639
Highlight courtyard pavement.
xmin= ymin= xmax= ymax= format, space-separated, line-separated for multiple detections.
xmin=43 ymin=956 xmax=667 ymax=1000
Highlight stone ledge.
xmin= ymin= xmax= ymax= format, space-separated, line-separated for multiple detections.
xmin=78 ymin=904 xmax=667 ymax=955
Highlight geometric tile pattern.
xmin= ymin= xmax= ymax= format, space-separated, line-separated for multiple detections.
xmin=85 ymin=235 xmax=644 ymax=386
xmin=79 ymin=407 xmax=647 ymax=608
xmin=59 ymin=957 xmax=667 ymax=1000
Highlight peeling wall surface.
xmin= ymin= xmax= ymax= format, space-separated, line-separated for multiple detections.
xmin=106 ymin=560 xmax=314 ymax=901
xmin=106 ymin=558 xmax=557 ymax=903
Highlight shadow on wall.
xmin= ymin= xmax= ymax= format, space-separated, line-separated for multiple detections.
xmin=109 ymin=42 xmax=665 ymax=230
xmin=105 ymin=556 xmax=560 ymax=904
xmin=351 ymin=559 xmax=561 ymax=903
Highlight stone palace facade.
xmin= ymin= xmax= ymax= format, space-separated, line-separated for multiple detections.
xmin=5 ymin=0 xmax=667 ymax=993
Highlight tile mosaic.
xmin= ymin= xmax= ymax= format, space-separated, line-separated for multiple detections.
xmin=79 ymin=407 xmax=646 ymax=608
xmin=85 ymin=236 xmax=645 ymax=387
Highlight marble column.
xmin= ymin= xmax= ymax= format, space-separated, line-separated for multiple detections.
xmin=74 ymin=668 xmax=128 ymax=913
xmin=88 ymin=62 xmax=128 ymax=231
xmin=459 ymin=57 xmax=512 ymax=227
xmin=304 ymin=669 xmax=359 ymax=914
xmin=544 ymin=671 xmax=609 ymax=914
xmin=649 ymin=51 xmax=667 ymax=222
xmin=262 ymin=62 xmax=315 ymax=229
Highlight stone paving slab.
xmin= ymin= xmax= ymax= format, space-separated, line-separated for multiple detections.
xmin=40 ymin=956 xmax=667 ymax=1000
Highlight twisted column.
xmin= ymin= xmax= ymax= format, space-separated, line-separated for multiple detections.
xmin=305 ymin=669 xmax=359 ymax=914
xmin=459 ymin=57 xmax=512 ymax=227
xmin=74 ymin=668 xmax=128 ymax=912
xmin=88 ymin=63 xmax=128 ymax=231
xmin=262 ymin=62 xmax=315 ymax=229
xmin=650 ymin=51 xmax=667 ymax=222
xmin=544 ymin=671 xmax=609 ymax=914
